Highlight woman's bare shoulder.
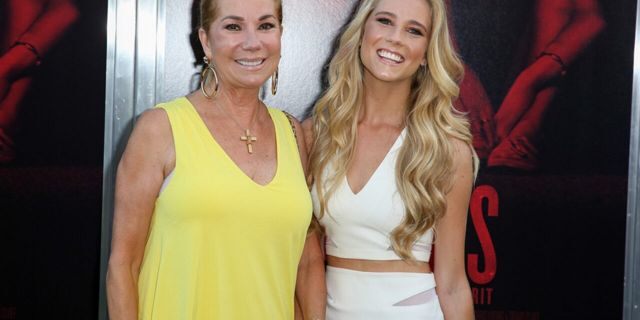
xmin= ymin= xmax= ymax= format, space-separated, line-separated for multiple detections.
xmin=448 ymin=137 xmax=475 ymax=176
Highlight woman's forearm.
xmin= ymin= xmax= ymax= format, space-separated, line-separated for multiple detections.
xmin=295 ymin=232 xmax=327 ymax=320
xmin=296 ymin=261 xmax=326 ymax=319
xmin=438 ymin=284 xmax=475 ymax=320
xmin=106 ymin=263 xmax=139 ymax=320
xmin=19 ymin=0 xmax=79 ymax=56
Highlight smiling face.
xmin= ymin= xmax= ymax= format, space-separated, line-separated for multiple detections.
xmin=199 ymin=0 xmax=282 ymax=92
xmin=360 ymin=0 xmax=431 ymax=85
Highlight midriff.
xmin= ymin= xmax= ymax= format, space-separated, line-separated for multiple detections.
xmin=327 ymin=255 xmax=431 ymax=273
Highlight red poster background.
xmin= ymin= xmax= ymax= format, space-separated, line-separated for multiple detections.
xmin=0 ymin=1 xmax=106 ymax=319
xmin=453 ymin=1 xmax=636 ymax=318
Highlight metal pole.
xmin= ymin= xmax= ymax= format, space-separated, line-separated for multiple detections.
xmin=623 ymin=0 xmax=640 ymax=318
xmin=98 ymin=0 xmax=136 ymax=317
xmin=98 ymin=0 xmax=164 ymax=318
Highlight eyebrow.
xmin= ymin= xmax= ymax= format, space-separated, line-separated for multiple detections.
xmin=220 ymin=14 xmax=278 ymax=22
xmin=374 ymin=11 xmax=429 ymax=32
xmin=259 ymin=14 xmax=277 ymax=21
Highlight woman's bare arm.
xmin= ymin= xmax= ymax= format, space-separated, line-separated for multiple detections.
xmin=293 ymin=116 xmax=326 ymax=320
xmin=434 ymin=139 xmax=475 ymax=320
xmin=106 ymin=109 xmax=174 ymax=319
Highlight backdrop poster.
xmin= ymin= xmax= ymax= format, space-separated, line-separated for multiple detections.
xmin=451 ymin=1 xmax=636 ymax=319
xmin=0 ymin=0 xmax=106 ymax=319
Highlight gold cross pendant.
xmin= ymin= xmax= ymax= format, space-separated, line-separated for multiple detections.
xmin=240 ymin=129 xmax=257 ymax=154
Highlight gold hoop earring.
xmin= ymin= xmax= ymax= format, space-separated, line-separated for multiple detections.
xmin=201 ymin=57 xmax=219 ymax=99
xmin=271 ymin=67 xmax=278 ymax=96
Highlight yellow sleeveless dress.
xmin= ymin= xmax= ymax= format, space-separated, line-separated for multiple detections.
xmin=137 ymin=97 xmax=312 ymax=319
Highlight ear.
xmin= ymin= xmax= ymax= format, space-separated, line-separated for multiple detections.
xmin=198 ymin=27 xmax=213 ymax=59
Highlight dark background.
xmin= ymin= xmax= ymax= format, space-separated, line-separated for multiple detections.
xmin=0 ymin=1 xmax=107 ymax=319
xmin=455 ymin=0 xmax=637 ymax=319
xmin=452 ymin=0 xmax=636 ymax=174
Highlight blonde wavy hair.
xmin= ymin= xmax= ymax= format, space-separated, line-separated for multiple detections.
xmin=309 ymin=0 xmax=477 ymax=260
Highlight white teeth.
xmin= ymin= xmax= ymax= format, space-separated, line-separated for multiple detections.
xmin=237 ymin=59 xmax=264 ymax=66
xmin=377 ymin=50 xmax=403 ymax=63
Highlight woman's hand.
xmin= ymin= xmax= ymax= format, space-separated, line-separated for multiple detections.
xmin=295 ymin=230 xmax=327 ymax=320
xmin=493 ymin=55 xmax=564 ymax=141
xmin=0 ymin=46 xmax=36 ymax=103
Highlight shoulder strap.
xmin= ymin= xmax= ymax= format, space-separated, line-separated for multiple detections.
xmin=282 ymin=111 xmax=298 ymax=146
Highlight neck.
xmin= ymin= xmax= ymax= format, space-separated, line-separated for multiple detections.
xmin=213 ymin=86 xmax=265 ymax=126
xmin=360 ymin=73 xmax=411 ymax=128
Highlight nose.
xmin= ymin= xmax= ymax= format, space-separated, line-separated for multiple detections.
xmin=242 ymin=29 xmax=261 ymax=51
xmin=385 ymin=26 xmax=403 ymax=45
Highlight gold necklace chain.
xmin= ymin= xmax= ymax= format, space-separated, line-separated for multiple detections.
xmin=217 ymin=102 xmax=260 ymax=154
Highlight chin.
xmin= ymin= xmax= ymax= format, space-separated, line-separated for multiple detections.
xmin=236 ymin=77 xmax=270 ymax=89
xmin=366 ymin=65 xmax=413 ymax=83
xmin=373 ymin=72 xmax=408 ymax=83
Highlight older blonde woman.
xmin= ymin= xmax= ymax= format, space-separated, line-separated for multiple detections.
xmin=107 ymin=0 xmax=325 ymax=318
xmin=305 ymin=0 xmax=476 ymax=318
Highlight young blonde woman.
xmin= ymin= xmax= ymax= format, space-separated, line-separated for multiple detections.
xmin=304 ymin=0 xmax=476 ymax=318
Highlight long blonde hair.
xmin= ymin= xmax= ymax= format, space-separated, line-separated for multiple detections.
xmin=309 ymin=0 xmax=476 ymax=260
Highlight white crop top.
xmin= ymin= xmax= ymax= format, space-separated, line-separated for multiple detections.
xmin=311 ymin=130 xmax=434 ymax=262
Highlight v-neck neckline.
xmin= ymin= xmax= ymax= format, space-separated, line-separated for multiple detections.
xmin=345 ymin=128 xmax=405 ymax=196
xmin=183 ymin=97 xmax=280 ymax=188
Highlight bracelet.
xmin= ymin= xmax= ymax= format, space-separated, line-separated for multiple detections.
xmin=538 ymin=51 xmax=567 ymax=76
xmin=11 ymin=41 xmax=42 ymax=67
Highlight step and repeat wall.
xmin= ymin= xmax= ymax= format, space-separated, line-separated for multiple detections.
xmin=0 ymin=0 xmax=636 ymax=319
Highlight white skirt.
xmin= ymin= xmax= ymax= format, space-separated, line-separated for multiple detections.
xmin=326 ymin=266 xmax=445 ymax=320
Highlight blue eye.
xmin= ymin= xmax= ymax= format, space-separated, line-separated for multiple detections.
xmin=224 ymin=24 xmax=241 ymax=31
xmin=408 ymin=28 xmax=424 ymax=36
xmin=376 ymin=17 xmax=392 ymax=25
